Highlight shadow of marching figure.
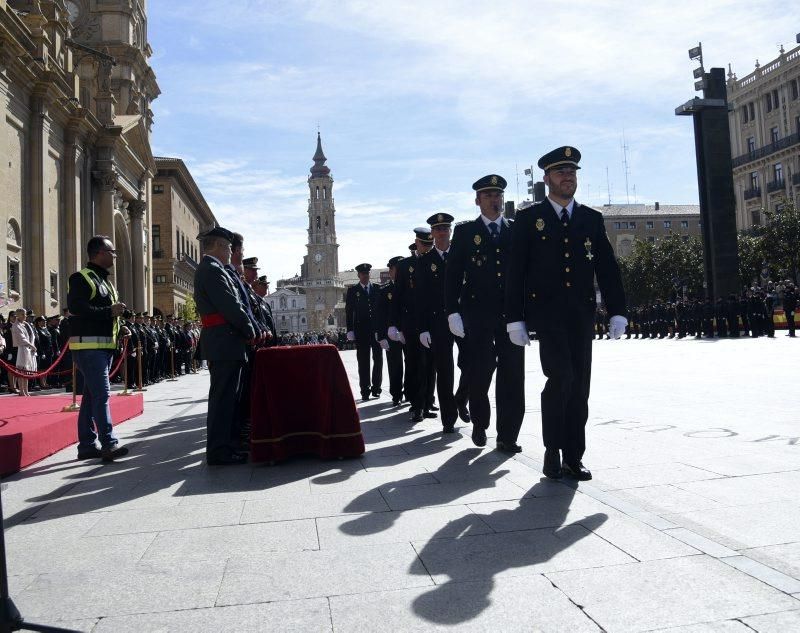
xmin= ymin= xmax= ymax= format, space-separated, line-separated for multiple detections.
xmin=410 ymin=484 xmax=608 ymax=626
xmin=338 ymin=448 xmax=513 ymax=537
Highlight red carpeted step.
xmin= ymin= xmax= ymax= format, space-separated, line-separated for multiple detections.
xmin=0 ymin=394 xmax=143 ymax=477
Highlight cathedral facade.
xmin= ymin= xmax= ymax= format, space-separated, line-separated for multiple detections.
xmin=1 ymin=0 xmax=159 ymax=315
xmin=297 ymin=134 xmax=345 ymax=331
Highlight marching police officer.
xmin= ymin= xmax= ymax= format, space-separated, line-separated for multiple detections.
xmin=446 ymin=174 xmax=525 ymax=452
xmin=376 ymin=256 xmax=406 ymax=406
xmin=346 ymin=263 xmax=382 ymax=400
xmin=505 ymin=147 xmax=627 ymax=479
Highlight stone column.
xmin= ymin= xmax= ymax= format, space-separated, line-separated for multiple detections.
xmin=92 ymin=170 xmax=117 ymax=239
xmin=128 ymin=200 xmax=147 ymax=311
xmin=62 ymin=128 xmax=80 ymax=292
xmin=26 ymin=93 xmax=50 ymax=315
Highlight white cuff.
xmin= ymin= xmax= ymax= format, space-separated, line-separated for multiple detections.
xmin=506 ymin=321 xmax=526 ymax=333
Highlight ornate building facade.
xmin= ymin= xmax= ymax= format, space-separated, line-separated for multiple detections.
xmin=151 ymin=156 xmax=216 ymax=318
xmin=728 ymin=41 xmax=800 ymax=229
xmin=297 ymin=133 xmax=345 ymax=330
xmin=0 ymin=0 xmax=159 ymax=315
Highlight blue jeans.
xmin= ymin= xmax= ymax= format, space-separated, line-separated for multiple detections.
xmin=73 ymin=349 xmax=118 ymax=449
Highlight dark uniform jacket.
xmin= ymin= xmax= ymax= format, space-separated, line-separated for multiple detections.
xmin=505 ymin=200 xmax=625 ymax=331
xmin=390 ymin=257 xmax=422 ymax=335
xmin=194 ymin=255 xmax=255 ymax=361
xmin=345 ymin=282 xmax=380 ymax=343
xmin=446 ymin=217 xmax=512 ymax=328
xmin=416 ymin=249 xmax=449 ymax=333
xmin=375 ymin=281 xmax=396 ymax=341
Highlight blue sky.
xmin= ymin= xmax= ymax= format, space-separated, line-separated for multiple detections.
xmin=147 ymin=0 xmax=793 ymax=281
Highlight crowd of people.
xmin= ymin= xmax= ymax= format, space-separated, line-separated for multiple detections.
xmin=594 ymin=281 xmax=797 ymax=339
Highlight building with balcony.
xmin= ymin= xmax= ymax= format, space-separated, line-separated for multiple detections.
xmin=151 ymin=157 xmax=216 ymax=318
xmin=600 ymin=203 xmax=701 ymax=258
xmin=728 ymin=41 xmax=800 ymax=229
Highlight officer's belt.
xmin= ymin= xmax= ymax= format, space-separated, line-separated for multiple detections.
xmin=201 ymin=313 xmax=226 ymax=327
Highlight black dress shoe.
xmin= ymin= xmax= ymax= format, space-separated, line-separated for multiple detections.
xmin=471 ymin=427 xmax=487 ymax=447
xmin=428 ymin=404 xmax=439 ymax=412
xmin=361 ymin=393 xmax=371 ymax=401
xmin=207 ymin=452 xmax=248 ymax=466
xmin=101 ymin=444 xmax=130 ymax=462
xmin=543 ymin=448 xmax=562 ymax=479
xmin=561 ymin=461 xmax=592 ymax=481
xmin=77 ymin=446 xmax=103 ymax=460
xmin=442 ymin=424 xmax=456 ymax=434
xmin=496 ymin=440 xmax=522 ymax=454
xmin=423 ymin=410 xmax=437 ymax=419
xmin=457 ymin=403 xmax=471 ymax=423
xmin=371 ymin=390 xmax=381 ymax=398
xmin=392 ymin=398 xmax=402 ymax=406
xmin=410 ymin=409 xmax=423 ymax=423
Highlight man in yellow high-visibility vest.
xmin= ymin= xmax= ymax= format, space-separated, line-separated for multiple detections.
xmin=67 ymin=235 xmax=130 ymax=461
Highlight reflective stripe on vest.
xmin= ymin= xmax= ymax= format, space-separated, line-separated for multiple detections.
xmin=68 ymin=268 xmax=120 ymax=350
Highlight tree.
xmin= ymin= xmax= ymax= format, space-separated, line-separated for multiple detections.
xmin=761 ymin=200 xmax=800 ymax=284
xmin=737 ymin=230 xmax=766 ymax=289
xmin=177 ymin=295 xmax=198 ymax=322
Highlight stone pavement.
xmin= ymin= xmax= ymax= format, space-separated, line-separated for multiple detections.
xmin=2 ymin=336 xmax=799 ymax=632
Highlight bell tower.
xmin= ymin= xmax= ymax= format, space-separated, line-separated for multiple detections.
xmin=302 ymin=133 xmax=344 ymax=330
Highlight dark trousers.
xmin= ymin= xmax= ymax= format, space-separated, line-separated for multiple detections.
xmin=386 ymin=340 xmax=404 ymax=400
xmin=403 ymin=331 xmax=425 ymax=411
xmin=454 ymin=337 xmax=468 ymax=409
xmin=430 ymin=322 xmax=457 ymax=427
xmin=787 ymin=310 xmax=796 ymax=336
xmin=764 ymin=311 xmax=775 ymax=337
xmin=464 ymin=320 xmax=525 ymax=443
xmin=207 ymin=360 xmax=244 ymax=458
xmin=235 ymin=349 xmax=254 ymax=443
xmin=356 ymin=338 xmax=382 ymax=397
xmin=423 ymin=347 xmax=436 ymax=410
xmin=538 ymin=316 xmax=593 ymax=462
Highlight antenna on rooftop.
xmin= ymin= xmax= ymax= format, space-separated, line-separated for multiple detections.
xmin=606 ymin=166 xmax=612 ymax=205
xmin=622 ymin=130 xmax=631 ymax=204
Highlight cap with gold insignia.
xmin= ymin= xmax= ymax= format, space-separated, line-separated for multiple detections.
xmin=255 ymin=275 xmax=269 ymax=286
xmin=538 ymin=146 xmax=582 ymax=172
xmin=242 ymin=257 xmax=260 ymax=270
xmin=413 ymin=227 xmax=433 ymax=244
xmin=197 ymin=225 xmax=234 ymax=242
xmin=387 ymin=256 xmax=404 ymax=268
xmin=408 ymin=243 xmax=417 ymax=252
xmin=355 ymin=263 xmax=372 ymax=273
xmin=472 ymin=174 xmax=507 ymax=192
xmin=426 ymin=212 xmax=454 ymax=228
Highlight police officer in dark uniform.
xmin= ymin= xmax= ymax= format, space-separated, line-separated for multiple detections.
xmin=447 ymin=174 xmax=525 ymax=452
xmin=390 ymin=230 xmax=436 ymax=422
xmin=252 ymin=274 xmax=278 ymax=345
xmin=784 ymin=282 xmax=797 ymax=337
xmin=346 ymin=263 xmax=382 ymax=400
xmin=376 ymin=256 xmax=405 ymax=406
xmin=505 ymin=147 xmax=627 ymax=479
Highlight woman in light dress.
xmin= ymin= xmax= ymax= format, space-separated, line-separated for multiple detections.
xmin=11 ymin=308 xmax=36 ymax=396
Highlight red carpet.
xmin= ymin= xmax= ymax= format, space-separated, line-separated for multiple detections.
xmin=0 ymin=393 xmax=144 ymax=477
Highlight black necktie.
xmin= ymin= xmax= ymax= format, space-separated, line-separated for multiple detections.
xmin=560 ymin=209 xmax=570 ymax=227
xmin=442 ymin=251 xmax=448 ymax=261
xmin=489 ymin=222 xmax=499 ymax=242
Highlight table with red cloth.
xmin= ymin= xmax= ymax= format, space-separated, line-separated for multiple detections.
xmin=249 ymin=344 xmax=364 ymax=462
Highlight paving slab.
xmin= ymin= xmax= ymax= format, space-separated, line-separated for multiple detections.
xmin=241 ymin=488 xmax=389 ymax=523
xmin=329 ymin=574 xmax=601 ymax=631
xmin=745 ymin=541 xmax=800 ymax=582
xmin=547 ymin=555 xmax=800 ymax=632
xmin=741 ymin=609 xmax=800 ymax=632
xmin=380 ymin=477 xmax=528 ymax=511
xmin=218 ymin=542 xmax=431 ymax=605
xmin=591 ymin=463 xmax=722 ymax=491
xmin=611 ymin=483 xmax=725 ymax=515
xmin=89 ymin=500 xmax=244 ymax=535
xmin=93 ymin=599 xmax=333 ymax=632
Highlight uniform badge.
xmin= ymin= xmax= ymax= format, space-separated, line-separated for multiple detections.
xmin=491 ymin=176 xmax=498 ymax=185
xmin=474 ymin=235 xmax=481 ymax=245
xmin=584 ymin=237 xmax=594 ymax=261
xmin=431 ymin=263 xmax=437 ymax=272
xmin=387 ymin=292 xmax=392 ymax=300
xmin=437 ymin=214 xmax=444 ymax=223
xmin=409 ymin=266 xmax=414 ymax=273
xmin=565 ymin=147 xmax=572 ymax=157
xmin=535 ymin=218 xmax=545 ymax=231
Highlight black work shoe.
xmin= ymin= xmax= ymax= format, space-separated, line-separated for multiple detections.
xmin=423 ymin=410 xmax=437 ymax=419
xmin=392 ymin=398 xmax=402 ymax=406
xmin=543 ymin=448 xmax=562 ymax=479
xmin=428 ymin=404 xmax=439 ymax=412
xmin=77 ymin=446 xmax=103 ymax=460
xmin=561 ymin=461 xmax=592 ymax=481
xmin=457 ymin=403 xmax=471 ymax=423
xmin=496 ymin=440 xmax=522 ymax=454
xmin=471 ymin=427 xmax=487 ymax=447
xmin=371 ymin=390 xmax=381 ymax=398
xmin=410 ymin=409 xmax=423 ymax=423
xmin=101 ymin=444 xmax=129 ymax=462
xmin=361 ymin=393 xmax=371 ymax=401
xmin=442 ymin=424 xmax=456 ymax=434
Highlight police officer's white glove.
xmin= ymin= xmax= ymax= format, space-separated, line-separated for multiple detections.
xmin=506 ymin=321 xmax=531 ymax=347
xmin=448 ymin=313 xmax=465 ymax=338
xmin=346 ymin=331 xmax=355 ymax=342
xmin=379 ymin=339 xmax=389 ymax=351
xmin=609 ymin=315 xmax=628 ymax=339
xmin=419 ymin=331 xmax=431 ymax=348
xmin=398 ymin=332 xmax=406 ymax=345
xmin=388 ymin=326 xmax=401 ymax=342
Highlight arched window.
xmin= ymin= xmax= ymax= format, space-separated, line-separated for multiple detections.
xmin=280 ymin=296 xmax=287 ymax=309
xmin=6 ymin=219 xmax=21 ymax=249
xmin=292 ymin=299 xmax=296 ymax=307
xmin=323 ymin=187 xmax=327 ymax=200
xmin=6 ymin=219 xmax=21 ymax=294
xmin=316 ymin=216 xmax=321 ymax=229
xmin=315 ymin=186 xmax=319 ymax=200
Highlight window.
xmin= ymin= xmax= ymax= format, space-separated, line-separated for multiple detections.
xmin=646 ymin=221 xmax=654 ymax=229
xmin=629 ymin=221 xmax=636 ymax=229
xmin=155 ymin=275 xmax=167 ymax=284
xmin=292 ymin=299 xmax=296 ymax=308
xmin=772 ymin=89 xmax=779 ymax=109
xmin=791 ymin=79 xmax=799 ymax=101
xmin=152 ymin=224 xmax=161 ymax=252
xmin=751 ymin=209 xmax=761 ymax=226
xmin=153 ymin=184 xmax=164 ymax=194
xmin=8 ymin=257 xmax=20 ymax=293
xmin=176 ymin=228 xmax=180 ymax=256
xmin=680 ymin=220 xmax=689 ymax=229
xmin=748 ymin=102 xmax=755 ymax=120
xmin=750 ymin=172 xmax=759 ymax=189
xmin=663 ymin=220 xmax=672 ymax=229
xmin=747 ymin=137 xmax=755 ymax=153
xmin=647 ymin=236 xmax=656 ymax=243
xmin=613 ymin=222 xmax=620 ymax=229
xmin=742 ymin=105 xmax=749 ymax=123
xmin=774 ymin=163 xmax=783 ymax=183
xmin=770 ymin=127 xmax=779 ymax=144
xmin=621 ymin=222 xmax=629 ymax=229
xmin=50 ymin=271 xmax=58 ymax=298
xmin=796 ymin=116 xmax=800 ymax=135
xmin=765 ymin=94 xmax=773 ymax=112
